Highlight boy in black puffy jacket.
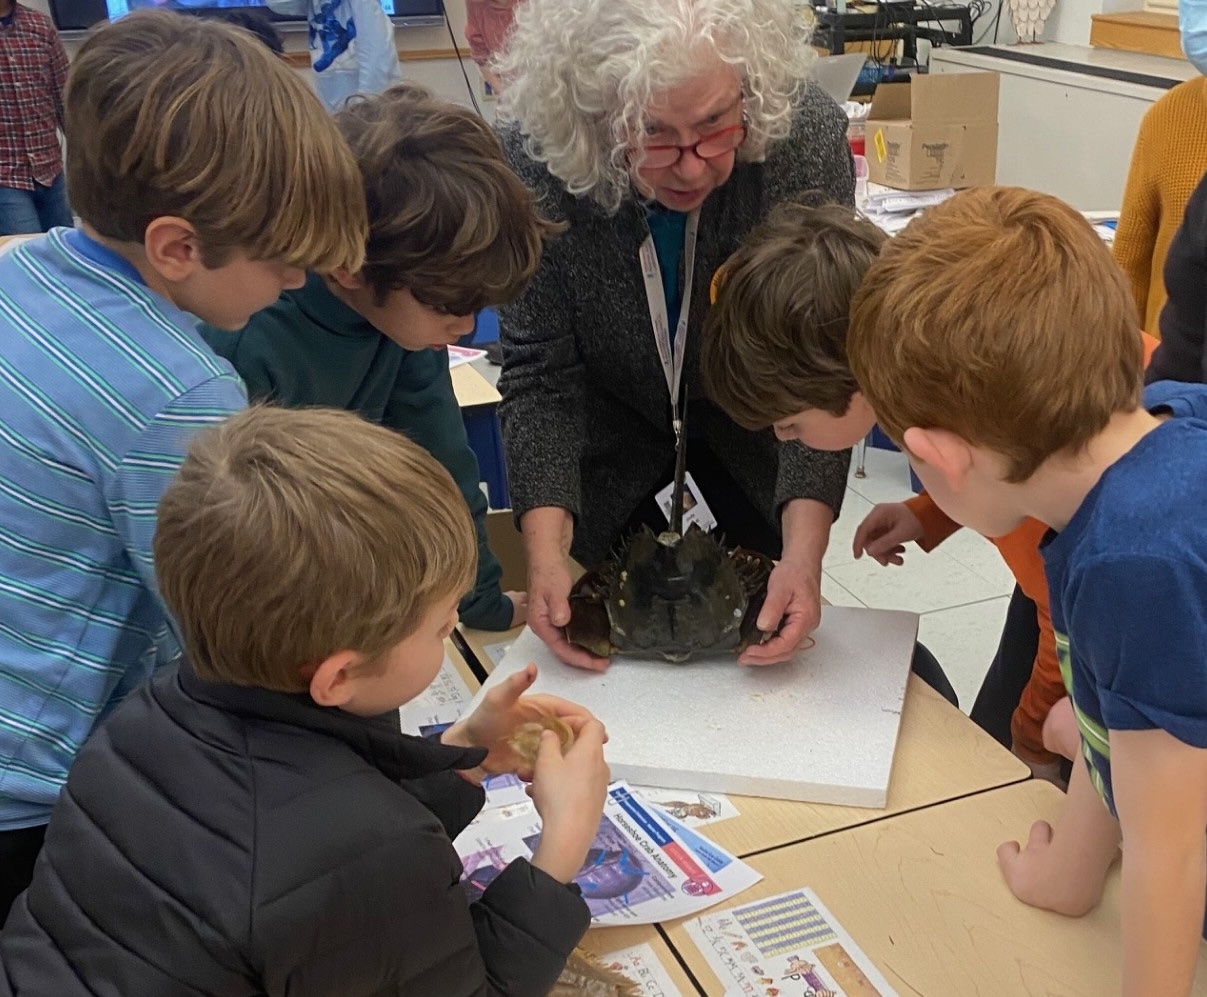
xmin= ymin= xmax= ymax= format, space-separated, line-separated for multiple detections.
xmin=0 ymin=406 xmax=609 ymax=997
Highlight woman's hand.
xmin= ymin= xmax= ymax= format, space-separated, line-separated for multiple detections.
xmin=739 ymin=498 xmax=829 ymax=666
xmin=527 ymin=557 xmax=609 ymax=671
xmin=441 ymin=664 xmax=604 ymax=780
xmin=522 ymin=506 xmax=610 ymax=672
xmin=739 ymin=557 xmax=822 ymax=665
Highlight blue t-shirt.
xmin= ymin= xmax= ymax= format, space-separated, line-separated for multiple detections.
xmin=0 ymin=230 xmax=247 ymax=829
xmin=1042 ymin=381 xmax=1207 ymax=816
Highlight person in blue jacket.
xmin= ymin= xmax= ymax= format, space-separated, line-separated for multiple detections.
xmin=203 ymin=83 xmax=559 ymax=631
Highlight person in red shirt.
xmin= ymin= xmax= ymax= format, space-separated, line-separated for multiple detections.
xmin=0 ymin=0 xmax=70 ymax=235
xmin=464 ymin=0 xmax=517 ymax=93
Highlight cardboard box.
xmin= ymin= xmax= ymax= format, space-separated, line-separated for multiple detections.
xmin=866 ymin=72 xmax=1000 ymax=191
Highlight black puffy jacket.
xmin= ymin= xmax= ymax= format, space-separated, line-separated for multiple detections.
xmin=0 ymin=662 xmax=590 ymax=996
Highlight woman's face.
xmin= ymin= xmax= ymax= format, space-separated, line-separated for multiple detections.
xmin=631 ymin=64 xmax=744 ymax=213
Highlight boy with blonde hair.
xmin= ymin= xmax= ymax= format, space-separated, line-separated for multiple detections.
xmin=0 ymin=406 xmax=610 ymax=994
xmin=0 ymin=9 xmax=366 ymax=916
xmin=848 ymin=186 xmax=1207 ymax=995
xmin=203 ymin=83 xmax=558 ymax=632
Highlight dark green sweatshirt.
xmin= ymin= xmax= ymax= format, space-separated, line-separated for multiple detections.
xmin=200 ymin=274 xmax=512 ymax=631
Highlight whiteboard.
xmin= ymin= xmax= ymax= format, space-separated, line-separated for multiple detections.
xmin=468 ymin=606 xmax=919 ymax=808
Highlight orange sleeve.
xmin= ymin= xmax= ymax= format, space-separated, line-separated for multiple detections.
xmin=1010 ymin=595 xmax=1064 ymax=766
xmin=903 ymin=492 xmax=960 ymax=552
xmin=1141 ymin=330 xmax=1160 ymax=365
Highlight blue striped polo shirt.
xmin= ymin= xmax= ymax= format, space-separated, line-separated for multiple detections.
xmin=0 ymin=229 xmax=247 ymax=830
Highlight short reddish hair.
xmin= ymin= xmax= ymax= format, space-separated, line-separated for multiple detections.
xmin=847 ymin=186 xmax=1142 ymax=482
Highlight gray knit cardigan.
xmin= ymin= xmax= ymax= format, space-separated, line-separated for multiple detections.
xmin=498 ymin=83 xmax=856 ymax=567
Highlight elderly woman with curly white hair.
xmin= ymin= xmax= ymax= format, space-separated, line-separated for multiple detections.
xmin=494 ymin=0 xmax=856 ymax=672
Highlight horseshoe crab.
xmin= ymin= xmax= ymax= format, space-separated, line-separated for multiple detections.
xmin=564 ymin=413 xmax=776 ymax=662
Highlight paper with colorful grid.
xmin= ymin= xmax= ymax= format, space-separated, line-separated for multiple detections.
xmin=685 ymin=887 xmax=898 ymax=997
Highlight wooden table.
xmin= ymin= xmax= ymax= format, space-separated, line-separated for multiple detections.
xmin=455 ymin=626 xmax=1030 ymax=857
xmin=450 ymin=362 xmax=501 ymax=408
xmin=0 ymin=234 xmax=34 ymax=256
xmin=664 ymin=780 xmax=1207 ymax=996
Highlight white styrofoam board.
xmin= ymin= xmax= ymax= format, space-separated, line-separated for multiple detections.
xmin=467 ymin=606 xmax=918 ymax=808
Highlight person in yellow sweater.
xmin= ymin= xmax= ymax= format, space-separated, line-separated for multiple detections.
xmin=1113 ymin=76 xmax=1207 ymax=334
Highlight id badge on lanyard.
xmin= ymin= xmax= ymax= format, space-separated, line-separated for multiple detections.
xmin=639 ymin=209 xmax=718 ymax=532
xmin=638 ymin=207 xmax=700 ymax=446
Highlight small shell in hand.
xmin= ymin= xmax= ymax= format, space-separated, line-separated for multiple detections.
xmin=507 ymin=713 xmax=575 ymax=765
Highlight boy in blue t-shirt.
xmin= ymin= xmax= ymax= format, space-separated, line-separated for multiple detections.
xmin=847 ymin=185 xmax=1207 ymax=996
xmin=0 ymin=10 xmax=366 ymax=918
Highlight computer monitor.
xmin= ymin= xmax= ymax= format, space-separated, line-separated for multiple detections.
xmin=48 ymin=0 xmax=443 ymax=33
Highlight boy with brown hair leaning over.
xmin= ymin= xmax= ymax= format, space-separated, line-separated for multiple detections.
xmin=848 ymin=186 xmax=1207 ymax=996
xmin=701 ymin=202 xmax=957 ymax=704
xmin=0 ymin=9 xmax=365 ymax=919
xmin=202 ymin=83 xmax=557 ymax=632
xmin=0 ymin=406 xmax=610 ymax=996
xmin=703 ymin=200 xmax=1159 ymax=777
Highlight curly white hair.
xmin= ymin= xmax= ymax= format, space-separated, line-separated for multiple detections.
xmin=495 ymin=0 xmax=816 ymax=213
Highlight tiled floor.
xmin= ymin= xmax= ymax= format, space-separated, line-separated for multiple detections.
xmin=828 ymin=447 xmax=1013 ymax=714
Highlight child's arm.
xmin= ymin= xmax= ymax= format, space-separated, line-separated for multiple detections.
xmin=385 ymin=353 xmax=522 ymax=630
xmin=853 ymin=494 xmax=957 ymax=566
xmin=997 ymin=757 xmax=1120 ymax=916
xmin=1112 ymin=728 xmax=1207 ymax=997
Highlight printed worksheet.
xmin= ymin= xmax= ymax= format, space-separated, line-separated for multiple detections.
xmin=686 ymin=888 xmax=898 ymax=997
xmin=397 ymin=655 xmax=471 ymax=732
xmin=595 ymin=943 xmax=688 ymax=997
xmin=455 ymin=782 xmax=761 ymax=926
xmin=632 ymin=786 xmax=739 ymax=828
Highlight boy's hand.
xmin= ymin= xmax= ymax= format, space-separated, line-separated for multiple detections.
xmin=529 ymin=721 xmax=610 ymax=883
xmin=997 ymin=759 xmax=1119 ymax=917
xmin=505 ymin=590 xmax=529 ymax=627
xmin=1042 ymin=696 xmax=1079 ymax=762
xmin=997 ymin=821 xmax=1077 ymax=911
xmin=441 ymin=665 xmax=604 ymax=779
xmin=853 ymin=503 xmax=924 ymax=566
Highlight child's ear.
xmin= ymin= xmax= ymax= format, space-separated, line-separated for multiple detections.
xmin=328 ymin=267 xmax=366 ymax=291
xmin=308 ymin=650 xmax=362 ymax=708
xmin=902 ymin=426 xmax=973 ymax=492
xmin=847 ymin=392 xmax=877 ymax=430
xmin=143 ymin=216 xmax=205 ymax=282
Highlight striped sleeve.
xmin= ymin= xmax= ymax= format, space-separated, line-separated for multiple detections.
xmin=107 ymin=374 xmax=247 ymax=589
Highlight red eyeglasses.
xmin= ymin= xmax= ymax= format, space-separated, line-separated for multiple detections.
xmin=640 ymin=113 xmax=750 ymax=170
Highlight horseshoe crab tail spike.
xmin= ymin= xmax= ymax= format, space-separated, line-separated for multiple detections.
xmin=670 ymin=406 xmax=688 ymax=536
